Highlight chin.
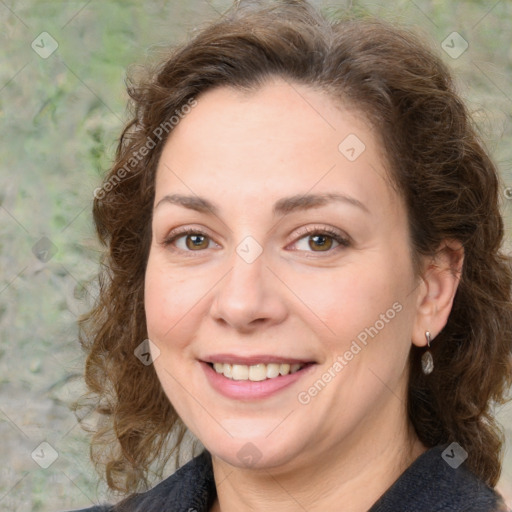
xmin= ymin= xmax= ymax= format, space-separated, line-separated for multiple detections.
xmin=197 ymin=423 xmax=313 ymax=472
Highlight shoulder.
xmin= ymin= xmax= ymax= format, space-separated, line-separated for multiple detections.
xmin=369 ymin=443 xmax=509 ymax=512
xmin=70 ymin=449 xmax=215 ymax=512
xmin=64 ymin=507 xmax=113 ymax=512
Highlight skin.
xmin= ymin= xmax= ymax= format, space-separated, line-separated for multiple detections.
xmin=144 ymin=78 xmax=463 ymax=511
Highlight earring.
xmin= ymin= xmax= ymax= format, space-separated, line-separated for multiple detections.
xmin=421 ymin=331 xmax=434 ymax=375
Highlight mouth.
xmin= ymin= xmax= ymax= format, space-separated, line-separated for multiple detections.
xmin=206 ymin=361 xmax=311 ymax=381
xmin=200 ymin=356 xmax=317 ymax=400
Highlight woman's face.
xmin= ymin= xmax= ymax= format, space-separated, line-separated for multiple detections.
xmin=144 ymin=79 xmax=424 ymax=471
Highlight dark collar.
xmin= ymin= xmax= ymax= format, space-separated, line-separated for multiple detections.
xmin=111 ymin=443 xmax=506 ymax=511
xmin=368 ymin=443 xmax=507 ymax=511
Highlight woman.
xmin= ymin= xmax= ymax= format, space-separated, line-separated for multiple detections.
xmin=74 ymin=1 xmax=512 ymax=510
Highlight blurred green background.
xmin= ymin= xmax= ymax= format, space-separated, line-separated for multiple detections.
xmin=0 ymin=0 xmax=511 ymax=510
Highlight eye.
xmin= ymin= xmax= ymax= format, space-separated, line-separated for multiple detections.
xmin=162 ymin=225 xmax=350 ymax=255
xmin=162 ymin=228 xmax=216 ymax=252
xmin=291 ymin=226 xmax=350 ymax=253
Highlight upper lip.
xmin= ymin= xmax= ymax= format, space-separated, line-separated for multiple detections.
xmin=201 ymin=354 xmax=316 ymax=365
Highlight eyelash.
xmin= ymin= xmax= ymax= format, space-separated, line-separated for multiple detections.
xmin=162 ymin=225 xmax=350 ymax=256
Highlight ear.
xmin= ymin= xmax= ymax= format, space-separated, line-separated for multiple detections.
xmin=411 ymin=239 xmax=464 ymax=347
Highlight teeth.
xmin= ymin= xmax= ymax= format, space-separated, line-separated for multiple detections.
xmin=232 ymin=364 xmax=249 ymax=380
xmin=249 ymin=364 xmax=267 ymax=382
xmin=223 ymin=364 xmax=233 ymax=379
xmin=279 ymin=363 xmax=290 ymax=375
xmin=266 ymin=363 xmax=280 ymax=379
xmin=212 ymin=362 xmax=305 ymax=381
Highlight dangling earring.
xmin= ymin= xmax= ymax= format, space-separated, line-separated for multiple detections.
xmin=421 ymin=331 xmax=434 ymax=375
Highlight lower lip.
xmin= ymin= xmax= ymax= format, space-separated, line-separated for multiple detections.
xmin=201 ymin=361 xmax=316 ymax=400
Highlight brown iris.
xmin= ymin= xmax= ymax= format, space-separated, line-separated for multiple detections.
xmin=186 ymin=234 xmax=209 ymax=250
xmin=309 ymin=234 xmax=333 ymax=251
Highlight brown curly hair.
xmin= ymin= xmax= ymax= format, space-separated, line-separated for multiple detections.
xmin=77 ymin=0 xmax=512 ymax=495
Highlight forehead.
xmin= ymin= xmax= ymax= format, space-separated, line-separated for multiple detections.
xmin=154 ymin=79 xmax=401 ymax=221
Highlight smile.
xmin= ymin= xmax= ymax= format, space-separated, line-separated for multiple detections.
xmin=201 ymin=359 xmax=316 ymax=400
xmin=210 ymin=362 xmax=305 ymax=381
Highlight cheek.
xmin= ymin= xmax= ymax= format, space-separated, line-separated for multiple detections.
xmin=290 ymin=260 xmax=404 ymax=341
xmin=306 ymin=264 xmax=414 ymax=383
xmin=144 ymin=257 xmax=202 ymax=346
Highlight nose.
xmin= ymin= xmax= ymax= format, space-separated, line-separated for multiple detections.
xmin=209 ymin=249 xmax=288 ymax=333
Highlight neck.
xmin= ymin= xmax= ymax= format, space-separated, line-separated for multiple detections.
xmin=209 ymin=411 xmax=426 ymax=512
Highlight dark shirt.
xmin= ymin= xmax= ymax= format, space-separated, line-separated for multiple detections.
xmin=71 ymin=443 xmax=509 ymax=512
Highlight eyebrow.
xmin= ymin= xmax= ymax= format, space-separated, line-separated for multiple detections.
xmin=154 ymin=192 xmax=370 ymax=216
